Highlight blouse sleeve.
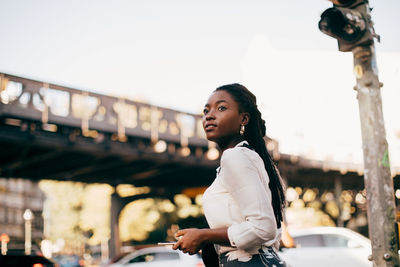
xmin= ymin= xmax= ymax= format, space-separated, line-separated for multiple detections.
xmin=221 ymin=148 xmax=277 ymax=250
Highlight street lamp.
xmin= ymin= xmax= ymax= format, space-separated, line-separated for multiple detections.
xmin=23 ymin=209 xmax=34 ymax=255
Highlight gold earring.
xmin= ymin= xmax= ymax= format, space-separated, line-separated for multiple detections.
xmin=240 ymin=125 xmax=245 ymax=136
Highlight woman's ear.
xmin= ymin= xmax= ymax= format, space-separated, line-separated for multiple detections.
xmin=240 ymin=112 xmax=250 ymax=126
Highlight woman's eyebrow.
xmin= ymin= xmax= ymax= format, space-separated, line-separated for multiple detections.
xmin=204 ymin=99 xmax=228 ymax=107
xmin=216 ymin=99 xmax=228 ymax=104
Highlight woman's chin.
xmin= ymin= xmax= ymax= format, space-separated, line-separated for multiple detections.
xmin=205 ymin=133 xmax=218 ymax=142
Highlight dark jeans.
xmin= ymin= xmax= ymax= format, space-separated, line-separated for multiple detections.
xmin=218 ymin=247 xmax=287 ymax=267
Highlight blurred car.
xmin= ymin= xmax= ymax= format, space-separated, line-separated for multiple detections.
xmin=52 ymin=254 xmax=84 ymax=267
xmin=278 ymin=227 xmax=371 ymax=267
xmin=0 ymin=254 xmax=56 ymax=267
xmin=107 ymin=246 xmax=204 ymax=267
xmin=100 ymin=251 xmax=132 ymax=267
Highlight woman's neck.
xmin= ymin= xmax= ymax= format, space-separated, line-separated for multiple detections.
xmin=217 ymin=135 xmax=245 ymax=153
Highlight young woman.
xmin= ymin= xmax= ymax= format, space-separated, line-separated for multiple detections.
xmin=172 ymin=83 xmax=287 ymax=266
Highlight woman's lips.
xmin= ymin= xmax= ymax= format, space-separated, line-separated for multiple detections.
xmin=205 ymin=124 xmax=217 ymax=131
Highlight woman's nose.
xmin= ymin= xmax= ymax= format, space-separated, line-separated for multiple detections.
xmin=204 ymin=110 xmax=215 ymax=120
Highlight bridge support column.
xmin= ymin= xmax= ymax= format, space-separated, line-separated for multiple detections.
xmin=110 ymin=191 xmax=122 ymax=259
xmin=108 ymin=189 xmax=162 ymax=260
xmin=334 ymin=175 xmax=343 ymax=227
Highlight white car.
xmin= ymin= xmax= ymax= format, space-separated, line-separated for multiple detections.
xmin=107 ymin=246 xmax=205 ymax=267
xmin=278 ymin=227 xmax=372 ymax=267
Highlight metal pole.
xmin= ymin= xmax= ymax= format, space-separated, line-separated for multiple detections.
xmin=1 ymin=240 xmax=7 ymax=255
xmin=23 ymin=209 xmax=34 ymax=256
xmin=353 ymin=44 xmax=399 ymax=266
xmin=25 ymin=220 xmax=32 ymax=255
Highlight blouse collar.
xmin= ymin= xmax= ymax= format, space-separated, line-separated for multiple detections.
xmin=216 ymin=140 xmax=249 ymax=174
xmin=235 ymin=140 xmax=248 ymax=147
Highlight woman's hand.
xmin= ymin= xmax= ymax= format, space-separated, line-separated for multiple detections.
xmin=172 ymin=228 xmax=207 ymax=255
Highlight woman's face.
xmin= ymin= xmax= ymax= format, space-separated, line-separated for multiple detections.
xmin=202 ymin=90 xmax=243 ymax=143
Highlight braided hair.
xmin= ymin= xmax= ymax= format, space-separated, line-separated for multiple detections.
xmin=215 ymin=83 xmax=286 ymax=228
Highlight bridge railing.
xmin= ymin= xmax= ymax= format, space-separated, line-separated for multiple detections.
xmin=0 ymin=73 xmax=209 ymax=149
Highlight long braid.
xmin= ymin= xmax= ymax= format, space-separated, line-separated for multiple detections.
xmin=215 ymin=84 xmax=286 ymax=228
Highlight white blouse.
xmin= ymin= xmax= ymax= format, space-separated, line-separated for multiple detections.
xmin=202 ymin=141 xmax=281 ymax=262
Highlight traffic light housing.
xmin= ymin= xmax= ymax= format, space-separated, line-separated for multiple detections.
xmin=319 ymin=0 xmax=378 ymax=52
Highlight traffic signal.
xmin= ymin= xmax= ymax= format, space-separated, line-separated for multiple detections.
xmin=318 ymin=0 xmax=378 ymax=52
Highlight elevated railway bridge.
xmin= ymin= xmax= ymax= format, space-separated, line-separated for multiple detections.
xmin=1 ymin=73 xmax=399 ymax=257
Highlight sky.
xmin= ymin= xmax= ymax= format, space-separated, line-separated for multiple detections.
xmin=1 ymin=0 xmax=399 ymax=168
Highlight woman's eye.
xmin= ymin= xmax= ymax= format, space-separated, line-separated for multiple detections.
xmin=218 ymin=106 xmax=227 ymax=111
xmin=203 ymin=108 xmax=209 ymax=115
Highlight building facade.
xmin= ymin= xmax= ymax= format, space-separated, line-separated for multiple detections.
xmin=0 ymin=178 xmax=44 ymax=250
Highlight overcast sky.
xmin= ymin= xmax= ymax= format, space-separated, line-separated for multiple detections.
xmin=1 ymin=0 xmax=399 ymax=167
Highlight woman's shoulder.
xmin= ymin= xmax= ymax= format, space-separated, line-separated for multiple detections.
xmin=221 ymin=144 xmax=260 ymax=166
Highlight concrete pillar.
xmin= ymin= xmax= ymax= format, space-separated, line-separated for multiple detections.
xmin=108 ymin=190 xmax=157 ymax=259
xmin=334 ymin=175 xmax=343 ymax=227
xmin=109 ymin=191 xmax=122 ymax=259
